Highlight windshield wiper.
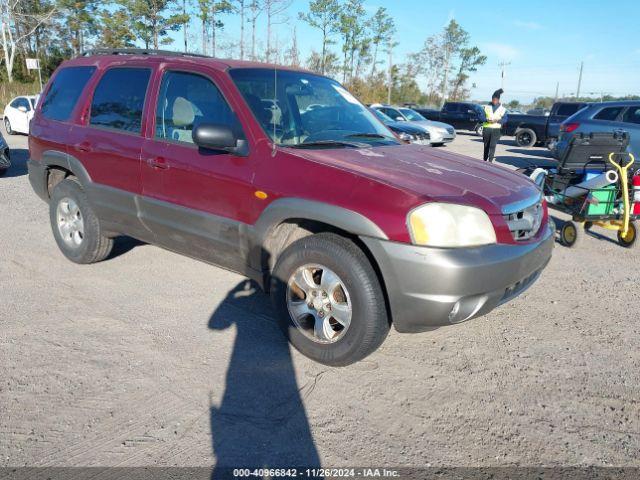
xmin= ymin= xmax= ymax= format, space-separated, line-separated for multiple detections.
xmin=289 ymin=140 xmax=369 ymax=149
xmin=345 ymin=132 xmax=391 ymax=139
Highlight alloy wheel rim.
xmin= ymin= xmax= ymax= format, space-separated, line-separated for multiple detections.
xmin=286 ymin=264 xmax=352 ymax=344
xmin=56 ymin=197 xmax=85 ymax=248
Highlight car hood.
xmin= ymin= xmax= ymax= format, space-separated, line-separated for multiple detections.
xmin=287 ymin=144 xmax=540 ymax=214
xmin=385 ymin=121 xmax=427 ymax=134
xmin=410 ymin=120 xmax=451 ymax=131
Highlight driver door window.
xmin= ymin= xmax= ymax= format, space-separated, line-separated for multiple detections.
xmin=155 ymin=71 xmax=236 ymax=144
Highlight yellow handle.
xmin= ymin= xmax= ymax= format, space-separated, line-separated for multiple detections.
xmin=608 ymin=152 xmax=635 ymax=170
xmin=608 ymin=152 xmax=634 ymax=236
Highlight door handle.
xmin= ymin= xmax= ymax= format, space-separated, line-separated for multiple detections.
xmin=147 ymin=156 xmax=169 ymax=169
xmin=75 ymin=142 xmax=92 ymax=153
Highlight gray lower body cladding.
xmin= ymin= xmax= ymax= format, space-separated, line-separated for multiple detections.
xmin=361 ymin=225 xmax=555 ymax=333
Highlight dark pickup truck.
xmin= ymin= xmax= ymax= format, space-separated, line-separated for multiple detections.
xmin=415 ymin=102 xmax=485 ymax=133
xmin=502 ymin=101 xmax=588 ymax=148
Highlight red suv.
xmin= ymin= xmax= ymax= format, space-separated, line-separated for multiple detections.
xmin=28 ymin=49 xmax=554 ymax=366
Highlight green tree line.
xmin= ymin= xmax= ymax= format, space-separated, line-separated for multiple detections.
xmin=1 ymin=0 xmax=487 ymax=106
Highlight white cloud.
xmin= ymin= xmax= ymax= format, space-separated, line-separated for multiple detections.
xmin=483 ymin=43 xmax=519 ymax=60
xmin=513 ymin=20 xmax=544 ymax=30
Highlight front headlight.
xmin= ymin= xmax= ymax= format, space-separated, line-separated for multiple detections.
xmin=407 ymin=203 xmax=497 ymax=247
xmin=398 ymin=132 xmax=415 ymax=142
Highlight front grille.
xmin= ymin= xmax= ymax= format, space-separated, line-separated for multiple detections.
xmin=446 ymin=127 xmax=455 ymax=135
xmin=503 ymin=200 xmax=543 ymax=241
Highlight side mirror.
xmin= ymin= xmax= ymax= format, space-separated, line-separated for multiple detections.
xmin=18 ymin=106 xmax=28 ymax=113
xmin=192 ymin=123 xmax=238 ymax=152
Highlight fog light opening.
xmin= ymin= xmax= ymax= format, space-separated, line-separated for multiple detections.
xmin=448 ymin=301 xmax=461 ymax=321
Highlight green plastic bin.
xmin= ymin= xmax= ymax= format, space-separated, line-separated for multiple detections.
xmin=587 ymin=186 xmax=616 ymax=216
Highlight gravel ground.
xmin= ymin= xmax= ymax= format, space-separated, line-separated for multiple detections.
xmin=1 ymin=127 xmax=639 ymax=469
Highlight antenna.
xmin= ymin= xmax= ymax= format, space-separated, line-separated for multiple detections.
xmin=272 ymin=66 xmax=277 ymax=156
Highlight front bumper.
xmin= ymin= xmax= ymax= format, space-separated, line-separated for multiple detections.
xmin=361 ymin=223 xmax=554 ymax=333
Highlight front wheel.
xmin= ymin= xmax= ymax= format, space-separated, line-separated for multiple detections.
xmin=270 ymin=233 xmax=390 ymax=366
xmin=559 ymin=220 xmax=581 ymax=248
xmin=617 ymin=222 xmax=637 ymax=248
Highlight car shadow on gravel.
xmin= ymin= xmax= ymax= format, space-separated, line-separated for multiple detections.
xmin=207 ymin=280 xmax=321 ymax=474
xmin=107 ymin=236 xmax=146 ymax=260
xmin=1 ymin=148 xmax=28 ymax=178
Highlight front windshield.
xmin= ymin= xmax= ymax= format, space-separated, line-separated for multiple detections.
xmin=371 ymin=108 xmax=393 ymax=123
xmin=229 ymin=68 xmax=399 ymax=147
xmin=399 ymin=108 xmax=426 ymax=121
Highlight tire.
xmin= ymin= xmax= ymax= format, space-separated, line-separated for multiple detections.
xmin=475 ymin=124 xmax=483 ymax=137
xmin=617 ymin=222 xmax=637 ymax=248
xmin=559 ymin=220 xmax=580 ymax=248
xmin=515 ymin=128 xmax=537 ymax=147
xmin=4 ymin=117 xmax=13 ymax=135
xmin=584 ymin=221 xmax=593 ymax=231
xmin=270 ymin=232 xmax=390 ymax=366
xmin=0 ymin=153 xmax=8 ymax=177
xmin=49 ymin=178 xmax=113 ymax=264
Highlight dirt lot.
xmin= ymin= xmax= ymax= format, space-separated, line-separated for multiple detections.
xmin=1 ymin=128 xmax=639 ymax=469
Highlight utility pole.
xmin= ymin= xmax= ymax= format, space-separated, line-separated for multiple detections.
xmin=440 ymin=45 xmax=450 ymax=108
xmin=576 ymin=61 xmax=584 ymax=99
xmin=554 ymin=82 xmax=559 ymax=102
xmin=498 ymin=61 xmax=511 ymax=90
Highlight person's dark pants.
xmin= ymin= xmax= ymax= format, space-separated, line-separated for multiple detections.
xmin=482 ymin=127 xmax=501 ymax=162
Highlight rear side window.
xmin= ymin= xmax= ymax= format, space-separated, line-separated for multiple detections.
xmin=622 ymin=106 xmax=640 ymax=125
xmin=40 ymin=66 xmax=96 ymax=121
xmin=155 ymin=71 xmax=237 ymax=144
xmin=556 ymin=104 xmax=582 ymax=116
xmin=90 ymin=68 xmax=151 ymax=133
xmin=594 ymin=106 xmax=623 ymax=121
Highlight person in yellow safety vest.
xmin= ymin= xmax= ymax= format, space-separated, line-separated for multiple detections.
xmin=482 ymin=88 xmax=506 ymax=162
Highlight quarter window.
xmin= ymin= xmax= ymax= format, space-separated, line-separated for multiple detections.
xmin=155 ymin=71 xmax=237 ymax=144
xmin=594 ymin=107 xmax=623 ymax=121
xmin=90 ymin=68 xmax=151 ymax=133
xmin=622 ymin=107 xmax=640 ymax=125
xmin=40 ymin=66 xmax=96 ymax=121
xmin=556 ymin=104 xmax=583 ymax=116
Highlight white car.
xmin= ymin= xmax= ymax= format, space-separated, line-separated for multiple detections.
xmin=3 ymin=95 xmax=37 ymax=135
xmin=371 ymin=104 xmax=457 ymax=146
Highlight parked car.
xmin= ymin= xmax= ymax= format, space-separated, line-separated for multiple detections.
xmin=416 ymin=102 xmax=485 ymax=133
xmin=0 ymin=129 xmax=9 ymax=176
xmin=3 ymin=95 xmax=37 ymax=135
xmin=28 ymin=49 xmax=554 ymax=366
xmin=502 ymin=101 xmax=588 ymax=148
xmin=554 ymin=101 xmax=640 ymax=160
xmin=370 ymin=104 xmax=456 ymax=145
xmin=369 ymin=108 xmax=431 ymax=145
xmin=526 ymin=108 xmax=549 ymax=116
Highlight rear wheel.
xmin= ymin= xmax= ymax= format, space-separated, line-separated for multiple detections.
xmin=49 ymin=178 xmax=113 ymax=264
xmin=475 ymin=124 xmax=483 ymax=136
xmin=270 ymin=233 xmax=390 ymax=366
xmin=617 ymin=222 xmax=637 ymax=248
xmin=4 ymin=118 xmax=13 ymax=135
xmin=515 ymin=128 xmax=537 ymax=147
xmin=559 ymin=220 xmax=580 ymax=247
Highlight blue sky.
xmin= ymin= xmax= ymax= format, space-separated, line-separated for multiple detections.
xmin=175 ymin=0 xmax=640 ymax=104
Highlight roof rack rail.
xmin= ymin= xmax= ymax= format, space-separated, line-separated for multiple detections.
xmin=80 ymin=48 xmax=210 ymax=59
